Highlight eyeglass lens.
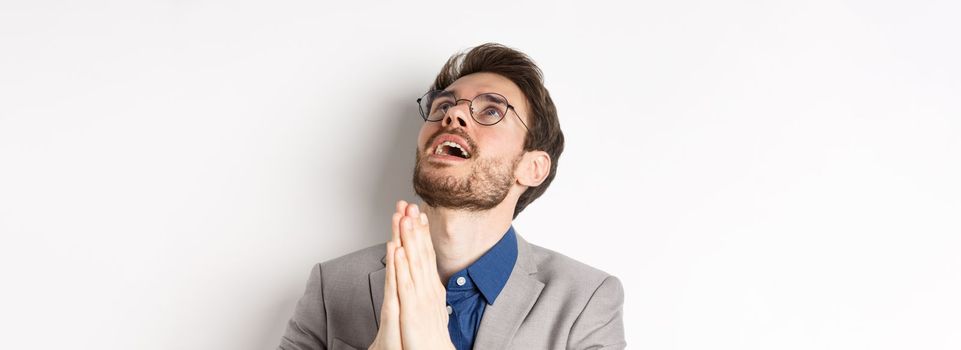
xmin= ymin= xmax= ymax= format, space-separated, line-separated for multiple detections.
xmin=419 ymin=91 xmax=510 ymax=126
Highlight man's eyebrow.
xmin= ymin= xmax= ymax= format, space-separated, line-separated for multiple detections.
xmin=476 ymin=93 xmax=506 ymax=103
xmin=440 ymin=89 xmax=505 ymax=101
xmin=438 ymin=89 xmax=457 ymax=98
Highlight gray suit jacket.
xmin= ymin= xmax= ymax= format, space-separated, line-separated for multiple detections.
xmin=278 ymin=233 xmax=625 ymax=350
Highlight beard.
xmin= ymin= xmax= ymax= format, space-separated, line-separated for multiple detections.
xmin=412 ymin=148 xmax=522 ymax=211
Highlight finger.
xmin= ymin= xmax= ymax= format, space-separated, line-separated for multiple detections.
xmin=380 ymin=243 xmax=403 ymax=347
xmin=417 ymin=212 xmax=434 ymax=255
xmin=403 ymin=205 xmax=430 ymax=256
xmin=414 ymin=212 xmax=436 ymax=284
xmin=403 ymin=205 xmax=430 ymax=268
xmin=412 ymin=213 xmax=444 ymax=297
xmin=398 ymin=215 xmax=416 ymax=250
xmin=399 ymin=216 xmax=422 ymax=278
xmin=405 ymin=203 xmax=420 ymax=218
xmin=381 ymin=242 xmax=400 ymax=322
xmin=394 ymin=200 xmax=408 ymax=245
xmin=391 ymin=212 xmax=402 ymax=246
xmin=394 ymin=247 xmax=415 ymax=303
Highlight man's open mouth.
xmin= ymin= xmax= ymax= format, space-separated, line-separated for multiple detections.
xmin=434 ymin=141 xmax=472 ymax=159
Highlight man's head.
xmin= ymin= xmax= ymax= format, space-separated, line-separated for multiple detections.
xmin=412 ymin=43 xmax=564 ymax=219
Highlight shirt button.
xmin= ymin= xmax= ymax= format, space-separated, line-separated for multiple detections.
xmin=456 ymin=276 xmax=466 ymax=286
xmin=446 ymin=305 xmax=453 ymax=315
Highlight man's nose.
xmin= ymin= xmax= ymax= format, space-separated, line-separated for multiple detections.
xmin=442 ymin=101 xmax=470 ymax=128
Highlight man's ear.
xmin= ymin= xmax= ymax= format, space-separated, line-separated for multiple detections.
xmin=516 ymin=150 xmax=551 ymax=187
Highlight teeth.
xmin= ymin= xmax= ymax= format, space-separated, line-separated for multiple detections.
xmin=434 ymin=141 xmax=471 ymax=158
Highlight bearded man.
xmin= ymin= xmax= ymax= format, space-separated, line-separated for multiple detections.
xmin=278 ymin=43 xmax=625 ymax=350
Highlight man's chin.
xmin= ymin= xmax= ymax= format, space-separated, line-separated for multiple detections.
xmin=412 ymin=155 xmax=515 ymax=212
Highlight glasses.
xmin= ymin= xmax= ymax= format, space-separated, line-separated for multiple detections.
xmin=417 ymin=90 xmax=530 ymax=131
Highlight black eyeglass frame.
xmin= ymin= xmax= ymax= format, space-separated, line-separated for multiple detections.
xmin=416 ymin=90 xmax=530 ymax=131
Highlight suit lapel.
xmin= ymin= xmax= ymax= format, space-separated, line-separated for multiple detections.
xmin=368 ymin=255 xmax=387 ymax=326
xmin=473 ymin=233 xmax=544 ymax=349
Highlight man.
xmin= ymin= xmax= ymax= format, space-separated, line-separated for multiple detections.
xmin=278 ymin=43 xmax=625 ymax=350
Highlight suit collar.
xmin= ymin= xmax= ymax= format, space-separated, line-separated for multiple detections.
xmin=369 ymin=266 xmax=386 ymax=326
xmin=473 ymin=231 xmax=543 ymax=349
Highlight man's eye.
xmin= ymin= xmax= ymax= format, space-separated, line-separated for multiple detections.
xmin=481 ymin=108 xmax=501 ymax=118
xmin=435 ymin=102 xmax=453 ymax=112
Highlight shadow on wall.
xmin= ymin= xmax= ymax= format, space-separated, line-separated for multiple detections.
xmin=357 ymin=95 xmax=423 ymax=245
xmin=258 ymin=91 xmax=425 ymax=350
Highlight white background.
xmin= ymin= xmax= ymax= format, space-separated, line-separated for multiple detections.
xmin=1 ymin=1 xmax=959 ymax=349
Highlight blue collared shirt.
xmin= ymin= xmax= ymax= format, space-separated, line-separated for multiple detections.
xmin=446 ymin=226 xmax=518 ymax=350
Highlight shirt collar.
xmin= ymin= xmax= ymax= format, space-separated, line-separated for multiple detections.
xmin=465 ymin=226 xmax=518 ymax=305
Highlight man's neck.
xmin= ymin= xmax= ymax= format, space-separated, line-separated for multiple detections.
xmin=422 ymin=201 xmax=515 ymax=285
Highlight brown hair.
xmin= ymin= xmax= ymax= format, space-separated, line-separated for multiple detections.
xmin=430 ymin=43 xmax=565 ymax=219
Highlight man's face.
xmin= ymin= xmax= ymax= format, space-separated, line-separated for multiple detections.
xmin=412 ymin=72 xmax=532 ymax=211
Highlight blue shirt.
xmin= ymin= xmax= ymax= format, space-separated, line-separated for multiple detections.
xmin=446 ymin=226 xmax=518 ymax=350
